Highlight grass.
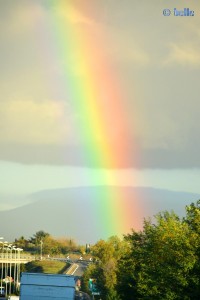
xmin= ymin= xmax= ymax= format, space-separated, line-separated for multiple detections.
xmin=25 ymin=260 xmax=70 ymax=274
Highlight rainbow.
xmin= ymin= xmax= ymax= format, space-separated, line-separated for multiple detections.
xmin=34 ymin=1 xmax=140 ymax=239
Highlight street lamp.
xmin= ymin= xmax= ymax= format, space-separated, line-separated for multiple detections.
xmin=5 ymin=243 xmax=9 ymax=298
xmin=7 ymin=244 xmax=13 ymax=296
xmin=16 ymin=248 xmax=23 ymax=293
xmin=12 ymin=246 xmax=17 ymax=294
xmin=0 ymin=238 xmax=4 ymax=296
xmin=0 ymin=241 xmax=8 ymax=283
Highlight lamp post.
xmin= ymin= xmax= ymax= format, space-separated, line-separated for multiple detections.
xmin=16 ymin=248 xmax=23 ymax=293
xmin=12 ymin=246 xmax=17 ymax=294
xmin=5 ymin=244 xmax=9 ymax=298
xmin=1 ymin=241 xmax=8 ymax=295
xmin=8 ymin=244 xmax=13 ymax=296
xmin=0 ymin=238 xmax=4 ymax=296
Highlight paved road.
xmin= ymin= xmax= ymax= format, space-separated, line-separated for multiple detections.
xmin=66 ymin=261 xmax=88 ymax=277
xmin=74 ymin=262 xmax=88 ymax=277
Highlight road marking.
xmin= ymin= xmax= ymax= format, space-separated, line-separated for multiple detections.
xmin=71 ymin=264 xmax=79 ymax=275
xmin=66 ymin=263 xmax=79 ymax=275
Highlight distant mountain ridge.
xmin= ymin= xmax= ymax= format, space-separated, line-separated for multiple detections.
xmin=0 ymin=186 xmax=199 ymax=244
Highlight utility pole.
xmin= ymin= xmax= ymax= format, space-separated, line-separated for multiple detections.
xmin=40 ymin=240 xmax=43 ymax=260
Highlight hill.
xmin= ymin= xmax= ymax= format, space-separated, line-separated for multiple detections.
xmin=0 ymin=186 xmax=199 ymax=244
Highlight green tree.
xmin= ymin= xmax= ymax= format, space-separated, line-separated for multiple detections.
xmin=117 ymin=230 xmax=144 ymax=299
xmin=14 ymin=236 xmax=28 ymax=248
xmin=118 ymin=210 xmax=199 ymax=299
xmin=30 ymin=230 xmax=50 ymax=245
xmin=82 ymin=237 xmax=124 ymax=299
xmin=183 ymin=200 xmax=200 ymax=299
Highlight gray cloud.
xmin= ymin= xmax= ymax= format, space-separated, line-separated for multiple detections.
xmin=1 ymin=139 xmax=200 ymax=169
xmin=0 ymin=0 xmax=200 ymax=169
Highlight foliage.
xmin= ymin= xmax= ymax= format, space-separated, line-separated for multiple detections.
xmin=14 ymin=235 xmax=31 ymax=249
xmin=14 ymin=230 xmax=78 ymax=255
xmin=82 ymin=201 xmax=200 ymax=300
xmin=82 ymin=236 xmax=126 ymax=299
xmin=117 ymin=201 xmax=200 ymax=299
xmin=183 ymin=200 xmax=200 ymax=298
xmin=13 ymin=200 xmax=200 ymax=300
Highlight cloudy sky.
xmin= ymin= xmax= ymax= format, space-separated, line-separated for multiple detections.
xmin=1 ymin=0 xmax=200 ymax=210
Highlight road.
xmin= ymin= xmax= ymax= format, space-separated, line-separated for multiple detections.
xmin=66 ymin=261 xmax=89 ymax=277
xmin=49 ymin=257 xmax=91 ymax=277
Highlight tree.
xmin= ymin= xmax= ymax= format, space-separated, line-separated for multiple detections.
xmin=117 ymin=230 xmax=144 ymax=299
xmin=82 ymin=237 xmax=124 ymax=299
xmin=183 ymin=200 xmax=200 ymax=299
xmin=118 ymin=210 xmax=199 ymax=299
xmin=14 ymin=236 xmax=28 ymax=248
xmin=30 ymin=230 xmax=50 ymax=245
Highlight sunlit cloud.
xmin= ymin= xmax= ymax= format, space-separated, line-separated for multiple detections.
xmin=110 ymin=30 xmax=150 ymax=66
xmin=0 ymin=99 xmax=76 ymax=145
xmin=54 ymin=3 xmax=95 ymax=26
xmin=163 ymin=43 xmax=200 ymax=67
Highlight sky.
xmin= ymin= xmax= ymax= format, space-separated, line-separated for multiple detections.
xmin=1 ymin=0 xmax=200 ymax=212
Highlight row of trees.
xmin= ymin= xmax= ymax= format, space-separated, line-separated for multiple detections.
xmin=82 ymin=200 xmax=200 ymax=300
xmin=14 ymin=231 xmax=80 ymax=255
